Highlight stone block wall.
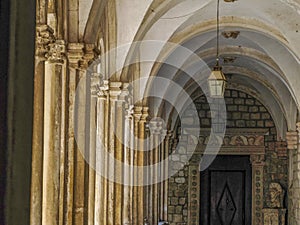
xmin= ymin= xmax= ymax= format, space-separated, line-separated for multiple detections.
xmin=167 ymin=89 xmax=288 ymax=225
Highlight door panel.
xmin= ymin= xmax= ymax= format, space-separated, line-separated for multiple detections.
xmin=200 ymin=156 xmax=251 ymax=225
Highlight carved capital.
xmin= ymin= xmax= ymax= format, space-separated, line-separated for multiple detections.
xmin=79 ymin=44 xmax=100 ymax=69
xmin=125 ymin=105 xmax=134 ymax=120
xmin=109 ymin=82 xmax=122 ymax=100
xmin=35 ymin=24 xmax=55 ymax=60
xmin=149 ymin=119 xmax=164 ymax=135
xmin=140 ymin=107 xmax=149 ymax=122
xmin=67 ymin=43 xmax=85 ymax=69
xmin=97 ymin=80 xmax=109 ymax=99
xmin=250 ymin=154 xmax=265 ymax=166
xmin=67 ymin=43 xmax=100 ymax=69
xmin=119 ymin=83 xmax=130 ymax=102
xmin=133 ymin=106 xmax=143 ymax=122
xmin=90 ymin=72 xmax=103 ymax=96
xmin=46 ymin=40 xmax=66 ymax=63
xmin=286 ymin=131 xmax=298 ymax=150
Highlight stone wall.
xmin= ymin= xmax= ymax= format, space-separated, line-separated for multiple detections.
xmin=167 ymin=89 xmax=288 ymax=225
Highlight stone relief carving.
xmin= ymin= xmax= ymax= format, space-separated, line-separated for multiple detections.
xmin=199 ymin=134 xmax=264 ymax=146
xmin=36 ymin=25 xmax=55 ymax=59
xmin=46 ymin=40 xmax=66 ymax=63
xmin=221 ymin=31 xmax=240 ymax=38
xmin=269 ymin=182 xmax=285 ymax=208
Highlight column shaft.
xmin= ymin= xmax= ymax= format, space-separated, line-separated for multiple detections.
xmin=30 ymin=60 xmax=45 ymax=225
xmin=42 ymin=62 xmax=62 ymax=225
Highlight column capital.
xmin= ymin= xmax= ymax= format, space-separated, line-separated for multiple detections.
xmin=67 ymin=43 xmax=100 ymax=69
xmin=90 ymin=72 xmax=103 ymax=96
xmin=140 ymin=107 xmax=149 ymax=122
xmin=125 ymin=105 xmax=134 ymax=120
xmin=119 ymin=83 xmax=130 ymax=102
xmin=35 ymin=24 xmax=55 ymax=60
xmin=109 ymin=82 xmax=122 ymax=99
xmin=46 ymin=40 xmax=66 ymax=64
xmin=149 ymin=119 xmax=164 ymax=135
xmin=67 ymin=43 xmax=85 ymax=69
xmin=133 ymin=106 xmax=143 ymax=121
xmin=80 ymin=44 xmax=100 ymax=69
xmin=97 ymin=80 xmax=109 ymax=99
xmin=286 ymin=131 xmax=298 ymax=150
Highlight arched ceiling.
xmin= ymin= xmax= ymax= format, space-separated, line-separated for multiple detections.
xmin=124 ymin=0 xmax=299 ymax=133
xmin=81 ymin=0 xmax=300 ymax=132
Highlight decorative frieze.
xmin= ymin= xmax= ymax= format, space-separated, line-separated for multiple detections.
xmin=198 ymin=134 xmax=264 ymax=146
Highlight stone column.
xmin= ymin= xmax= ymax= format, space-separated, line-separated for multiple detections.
xmin=65 ymin=43 xmax=98 ymax=225
xmin=107 ymin=82 xmax=123 ymax=225
xmin=138 ymin=107 xmax=149 ymax=224
xmin=64 ymin=43 xmax=84 ymax=225
xmin=148 ymin=120 xmax=164 ymax=224
xmin=33 ymin=27 xmax=66 ymax=225
xmin=133 ymin=106 xmax=142 ymax=225
xmin=42 ymin=42 xmax=66 ymax=225
xmin=31 ymin=24 xmax=55 ymax=225
xmin=123 ymin=104 xmax=134 ymax=224
xmin=250 ymin=155 xmax=265 ymax=225
xmin=286 ymin=130 xmax=298 ymax=225
xmin=94 ymin=80 xmax=109 ymax=225
xmin=87 ymin=72 xmax=102 ymax=225
xmin=115 ymin=83 xmax=128 ymax=225
xmin=162 ymin=131 xmax=172 ymax=220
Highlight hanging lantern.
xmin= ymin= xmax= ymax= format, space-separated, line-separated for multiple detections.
xmin=208 ymin=65 xmax=227 ymax=98
xmin=208 ymin=0 xmax=227 ymax=97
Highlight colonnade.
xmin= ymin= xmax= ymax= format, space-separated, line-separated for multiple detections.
xmin=31 ymin=26 xmax=175 ymax=224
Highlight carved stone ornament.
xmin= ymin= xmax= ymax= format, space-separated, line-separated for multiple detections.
xmin=223 ymin=56 xmax=237 ymax=64
xmin=97 ymin=80 xmax=109 ymax=99
xmin=35 ymin=25 xmax=55 ymax=59
xmin=90 ymin=73 xmax=103 ymax=96
xmin=221 ymin=31 xmax=240 ymax=39
xmin=262 ymin=209 xmax=286 ymax=225
xmin=269 ymin=182 xmax=284 ymax=208
xmin=46 ymin=40 xmax=66 ymax=63
xmin=67 ymin=43 xmax=100 ymax=69
xmin=199 ymin=134 xmax=264 ymax=146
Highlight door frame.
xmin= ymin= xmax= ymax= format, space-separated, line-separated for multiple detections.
xmin=186 ymin=128 xmax=267 ymax=225
xmin=200 ymin=156 xmax=252 ymax=225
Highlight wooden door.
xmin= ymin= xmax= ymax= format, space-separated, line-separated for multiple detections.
xmin=200 ymin=156 xmax=252 ymax=225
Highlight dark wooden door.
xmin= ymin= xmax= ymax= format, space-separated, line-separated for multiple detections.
xmin=200 ymin=156 xmax=251 ymax=225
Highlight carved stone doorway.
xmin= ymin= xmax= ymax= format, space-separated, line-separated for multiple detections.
xmin=200 ymin=155 xmax=252 ymax=225
xmin=187 ymin=128 xmax=266 ymax=225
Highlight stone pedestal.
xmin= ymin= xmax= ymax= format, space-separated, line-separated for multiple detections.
xmin=262 ymin=209 xmax=286 ymax=225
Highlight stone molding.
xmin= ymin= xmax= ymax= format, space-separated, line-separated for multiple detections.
xmin=67 ymin=43 xmax=99 ymax=69
xmin=186 ymin=128 xmax=267 ymax=225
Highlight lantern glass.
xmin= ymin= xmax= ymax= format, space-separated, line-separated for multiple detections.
xmin=208 ymin=68 xmax=226 ymax=97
